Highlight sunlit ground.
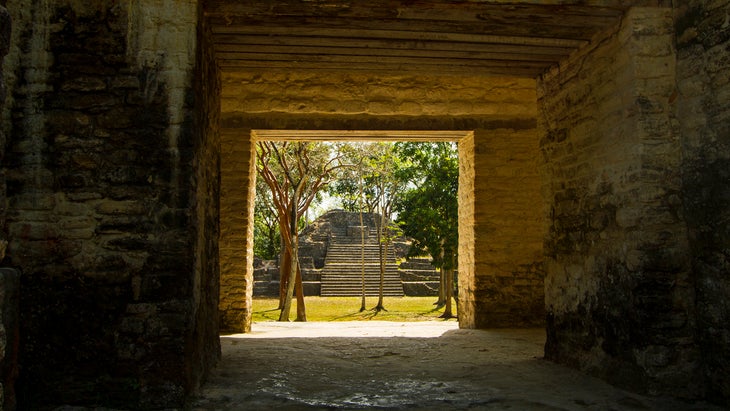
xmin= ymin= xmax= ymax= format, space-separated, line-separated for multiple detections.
xmin=252 ymin=296 xmax=458 ymax=322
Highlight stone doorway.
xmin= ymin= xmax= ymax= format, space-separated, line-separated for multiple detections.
xmin=218 ymin=125 xmax=546 ymax=334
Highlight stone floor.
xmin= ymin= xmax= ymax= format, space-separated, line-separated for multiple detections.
xmin=189 ymin=321 xmax=722 ymax=410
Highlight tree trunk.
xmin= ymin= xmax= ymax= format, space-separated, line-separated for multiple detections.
xmin=279 ymin=196 xmax=300 ymax=321
xmin=359 ymin=174 xmax=366 ymax=312
xmin=374 ymin=201 xmax=386 ymax=311
xmin=295 ymin=262 xmax=306 ymax=321
xmin=278 ymin=246 xmax=290 ymax=309
xmin=440 ymin=267 xmax=455 ymax=319
xmin=435 ymin=241 xmax=446 ymax=308
xmin=435 ymin=269 xmax=446 ymax=308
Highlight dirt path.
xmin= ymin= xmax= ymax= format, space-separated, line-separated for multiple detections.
xmin=190 ymin=321 xmax=721 ymax=410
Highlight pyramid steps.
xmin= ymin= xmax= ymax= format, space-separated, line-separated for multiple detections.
xmin=320 ymin=230 xmax=404 ymax=297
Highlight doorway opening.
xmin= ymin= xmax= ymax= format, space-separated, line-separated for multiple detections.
xmin=238 ymin=130 xmax=469 ymax=328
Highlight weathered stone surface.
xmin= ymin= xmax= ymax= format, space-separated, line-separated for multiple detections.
xmin=3 ymin=0 xmax=217 ymax=409
xmin=539 ymin=6 xmax=702 ymax=400
xmin=675 ymin=0 xmax=730 ymax=405
xmin=458 ymin=129 xmax=545 ymax=328
xmin=222 ymin=72 xmax=537 ymax=118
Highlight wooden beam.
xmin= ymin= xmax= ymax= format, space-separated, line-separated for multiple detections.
xmin=204 ymin=0 xmax=639 ymax=20
xmin=211 ymin=33 xmax=577 ymax=56
xmin=216 ymin=60 xmax=547 ymax=77
xmin=207 ymin=14 xmax=617 ymax=41
xmin=210 ymin=25 xmax=589 ymax=49
xmin=251 ymin=129 xmax=472 ymax=142
xmin=213 ymin=44 xmax=566 ymax=63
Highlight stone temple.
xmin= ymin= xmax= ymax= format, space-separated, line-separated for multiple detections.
xmin=0 ymin=0 xmax=728 ymax=409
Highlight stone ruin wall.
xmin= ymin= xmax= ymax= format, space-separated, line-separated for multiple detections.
xmin=2 ymin=0 xmax=220 ymax=408
xmin=459 ymin=129 xmax=545 ymax=328
xmin=219 ymin=71 xmax=546 ymax=332
xmin=539 ymin=4 xmax=730 ymax=403
xmin=674 ymin=0 xmax=730 ymax=403
xmin=0 ymin=3 xmax=18 ymax=410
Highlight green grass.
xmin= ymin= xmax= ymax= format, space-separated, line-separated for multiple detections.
xmin=252 ymin=296 xmax=458 ymax=322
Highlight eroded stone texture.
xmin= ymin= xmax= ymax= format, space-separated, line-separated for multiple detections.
xmin=0 ymin=7 xmax=15 ymax=410
xmin=3 ymin=0 xmax=218 ymax=408
xmin=675 ymin=0 xmax=730 ymax=404
xmin=458 ymin=128 xmax=545 ymax=328
xmin=219 ymin=128 xmax=255 ymax=333
xmin=539 ymin=7 xmax=699 ymax=399
xmin=0 ymin=3 xmax=10 ymax=257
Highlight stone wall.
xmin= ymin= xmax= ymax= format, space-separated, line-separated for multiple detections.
xmin=458 ymin=128 xmax=545 ymax=328
xmin=3 ymin=0 xmax=218 ymax=408
xmin=0 ymin=3 xmax=13 ymax=409
xmin=675 ymin=0 xmax=730 ymax=404
xmin=539 ymin=7 xmax=700 ymax=398
xmin=189 ymin=1 xmax=222 ymax=396
xmin=222 ymin=72 xmax=536 ymax=118
xmin=219 ymin=128 xmax=255 ymax=333
xmin=0 ymin=1 xmax=8 ymax=259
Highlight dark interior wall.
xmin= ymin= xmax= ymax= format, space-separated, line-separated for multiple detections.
xmin=189 ymin=1 xmax=222 ymax=394
xmin=674 ymin=0 xmax=730 ymax=405
xmin=4 ymin=1 xmax=215 ymax=408
xmin=539 ymin=6 xmax=701 ymax=399
xmin=0 ymin=1 xmax=7 ymax=255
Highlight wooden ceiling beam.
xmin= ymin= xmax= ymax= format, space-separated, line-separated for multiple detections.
xmin=211 ymin=34 xmax=576 ymax=56
xmin=216 ymin=60 xmax=547 ymax=78
xmin=210 ymin=25 xmax=589 ymax=49
xmin=213 ymin=44 xmax=566 ymax=62
xmin=204 ymin=0 xmax=656 ymax=20
xmin=208 ymin=15 xmax=611 ymax=41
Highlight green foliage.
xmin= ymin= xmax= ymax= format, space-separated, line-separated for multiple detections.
xmin=394 ymin=142 xmax=459 ymax=270
xmin=253 ymin=176 xmax=281 ymax=260
xmin=327 ymin=142 xmax=406 ymax=215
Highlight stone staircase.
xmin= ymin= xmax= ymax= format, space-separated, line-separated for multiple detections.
xmin=320 ymin=228 xmax=404 ymax=296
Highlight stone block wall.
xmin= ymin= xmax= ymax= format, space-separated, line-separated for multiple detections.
xmin=0 ymin=1 xmax=8 ymax=256
xmin=219 ymin=128 xmax=255 ymax=333
xmin=189 ymin=2 xmax=222 ymax=395
xmin=3 ymin=0 xmax=219 ymax=408
xmin=539 ymin=7 xmax=699 ymax=398
xmin=458 ymin=128 xmax=545 ymax=328
xmin=222 ymin=72 xmax=537 ymax=118
xmin=674 ymin=0 xmax=730 ymax=404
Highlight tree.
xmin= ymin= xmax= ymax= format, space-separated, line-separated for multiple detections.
xmin=394 ymin=142 xmax=459 ymax=318
xmin=253 ymin=176 xmax=281 ymax=260
xmin=366 ymin=143 xmax=406 ymax=311
xmin=256 ymin=141 xmax=347 ymax=321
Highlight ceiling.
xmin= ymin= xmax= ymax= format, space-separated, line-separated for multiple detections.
xmin=205 ymin=1 xmax=668 ymax=78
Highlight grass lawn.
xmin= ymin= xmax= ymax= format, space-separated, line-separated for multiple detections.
xmin=252 ymin=296 xmax=458 ymax=322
